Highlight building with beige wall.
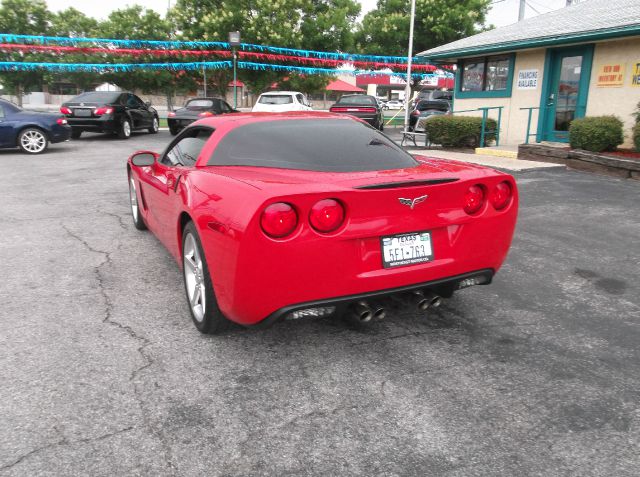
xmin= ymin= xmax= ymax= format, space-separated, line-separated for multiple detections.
xmin=418 ymin=0 xmax=640 ymax=148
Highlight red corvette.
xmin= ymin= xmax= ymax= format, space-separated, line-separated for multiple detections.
xmin=127 ymin=112 xmax=518 ymax=333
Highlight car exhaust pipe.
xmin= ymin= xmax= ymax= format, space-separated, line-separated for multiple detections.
xmin=411 ymin=290 xmax=443 ymax=311
xmin=423 ymin=290 xmax=443 ymax=309
xmin=349 ymin=301 xmax=374 ymax=323
xmin=370 ymin=303 xmax=386 ymax=321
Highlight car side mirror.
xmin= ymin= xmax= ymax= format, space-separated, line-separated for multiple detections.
xmin=144 ymin=101 xmax=151 ymax=107
xmin=131 ymin=151 xmax=157 ymax=166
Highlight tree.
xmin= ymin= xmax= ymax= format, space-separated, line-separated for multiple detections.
xmin=0 ymin=0 xmax=51 ymax=105
xmin=49 ymin=7 xmax=99 ymax=37
xmin=355 ymin=0 xmax=492 ymax=56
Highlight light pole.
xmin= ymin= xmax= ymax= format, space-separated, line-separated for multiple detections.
xmin=403 ymin=0 xmax=416 ymax=131
xmin=229 ymin=31 xmax=241 ymax=108
xmin=203 ymin=64 xmax=207 ymax=96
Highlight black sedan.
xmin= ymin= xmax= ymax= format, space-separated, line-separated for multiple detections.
xmin=61 ymin=91 xmax=159 ymax=139
xmin=0 ymin=98 xmax=70 ymax=154
xmin=329 ymin=95 xmax=384 ymax=130
xmin=167 ymin=97 xmax=238 ymax=135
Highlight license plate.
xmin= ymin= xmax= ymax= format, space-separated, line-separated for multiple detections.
xmin=74 ymin=109 xmax=92 ymax=117
xmin=381 ymin=231 xmax=433 ymax=268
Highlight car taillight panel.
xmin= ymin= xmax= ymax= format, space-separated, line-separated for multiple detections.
xmin=60 ymin=106 xmax=71 ymax=115
xmin=309 ymin=199 xmax=345 ymax=233
xmin=199 ymin=111 xmax=214 ymax=117
xmin=167 ymin=112 xmax=176 ymax=117
xmin=490 ymin=181 xmax=513 ymax=210
xmin=56 ymin=118 xmax=67 ymax=125
xmin=261 ymin=203 xmax=298 ymax=238
xmin=94 ymin=107 xmax=113 ymax=116
xmin=463 ymin=184 xmax=485 ymax=215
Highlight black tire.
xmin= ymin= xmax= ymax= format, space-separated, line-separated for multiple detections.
xmin=148 ymin=116 xmax=159 ymax=134
xmin=71 ymin=129 xmax=82 ymax=139
xmin=127 ymin=172 xmax=147 ymax=231
xmin=117 ymin=118 xmax=132 ymax=139
xmin=17 ymin=127 xmax=49 ymax=154
xmin=182 ymin=221 xmax=230 ymax=334
xmin=379 ymin=120 xmax=384 ymax=132
xmin=169 ymin=124 xmax=179 ymax=136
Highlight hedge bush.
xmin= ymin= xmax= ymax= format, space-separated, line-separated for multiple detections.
xmin=568 ymin=116 xmax=624 ymax=152
xmin=424 ymin=115 xmax=497 ymax=148
xmin=633 ymin=123 xmax=640 ymax=152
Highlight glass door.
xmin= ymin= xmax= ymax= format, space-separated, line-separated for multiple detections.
xmin=542 ymin=46 xmax=593 ymax=142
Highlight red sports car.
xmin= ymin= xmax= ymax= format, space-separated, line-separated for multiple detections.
xmin=127 ymin=112 xmax=518 ymax=333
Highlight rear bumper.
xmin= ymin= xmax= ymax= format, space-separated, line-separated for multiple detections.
xmin=50 ymin=124 xmax=71 ymax=143
xmin=167 ymin=118 xmax=195 ymax=129
xmin=67 ymin=117 xmax=118 ymax=132
xmin=252 ymin=269 xmax=493 ymax=328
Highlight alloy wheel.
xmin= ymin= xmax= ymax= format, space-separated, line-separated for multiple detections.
xmin=152 ymin=118 xmax=159 ymax=132
xmin=183 ymin=233 xmax=206 ymax=322
xmin=20 ymin=130 xmax=46 ymax=153
xmin=123 ymin=121 xmax=131 ymax=137
xmin=129 ymin=177 xmax=138 ymax=223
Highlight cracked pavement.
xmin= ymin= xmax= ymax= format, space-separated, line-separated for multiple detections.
xmin=1 ymin=131 xmax=639 ymax=476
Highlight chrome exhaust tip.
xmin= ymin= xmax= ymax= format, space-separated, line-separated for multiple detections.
xmin=423 ymin=290 xmax=442 ymax=309
xmin=370 ymin=303 xmax=386 ymax=321
xmin=350 ymin=301 xmax=373 ymax=323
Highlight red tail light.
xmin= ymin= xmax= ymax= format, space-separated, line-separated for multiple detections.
xmin=167 ymin=112 xmax=176 ymax=117
xmin=94 ymin=107 xmax=113 ymax=116
xmin=261 ymin=203 xmax=298 ymax=238
xmin=464 ymin=185 xmax=485 ymax=215
xmin=490 ymin=181 xmax=512 ymax=210
xmin=199 ymin=111 xmax=214 ymax=117
xmin=309 ymin=199 xmax=345 ymax=233
xmin=56 ymin=118 xmax=67 ymax=125
xmin=60 ymin=106 xmax=71 ymax=115
xmin=411 ymin=110 xmax=420 ymax=116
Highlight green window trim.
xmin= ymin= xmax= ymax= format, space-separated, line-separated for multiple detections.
xmin=455 ymin=54 xmax=515 ymax=99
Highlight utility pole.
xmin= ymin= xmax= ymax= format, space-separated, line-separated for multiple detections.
xmin=403 ymin=0 xmax=416 ymax=131
xmin=203 ymin=64 xmax=207 ymax=96
xmin=518 ymin=0 xmax=526 ymax=21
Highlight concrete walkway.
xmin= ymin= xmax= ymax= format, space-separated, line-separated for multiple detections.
xmin=407 ymin=148 xmax=563 ymax=171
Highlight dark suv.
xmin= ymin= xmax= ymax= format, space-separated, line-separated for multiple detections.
xmin=61 ymin=91 xmax=159 ymax=139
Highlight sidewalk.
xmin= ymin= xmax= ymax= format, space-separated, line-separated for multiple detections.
xmin=384 ymin=128 xmax=562 ymax=172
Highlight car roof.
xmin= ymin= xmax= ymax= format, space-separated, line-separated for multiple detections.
xmin=259 ymin=91 xmax=304 ymax=96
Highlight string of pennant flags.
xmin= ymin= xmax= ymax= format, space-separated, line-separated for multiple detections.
xmin=0 ymin=59 xmax=450 ymax=80
xmin=0 ymin=33 xmax=433 ymax=64
xmin=0 ymin=33 xmax=454 ymax=79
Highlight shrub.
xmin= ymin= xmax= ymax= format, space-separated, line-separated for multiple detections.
xmin=569 ymin=116 xmax=624 ymax=152
xmin=633 ymin=123 xmax=640 ymax=152
xmin=424 ymin=115 xmax=497 ymax=148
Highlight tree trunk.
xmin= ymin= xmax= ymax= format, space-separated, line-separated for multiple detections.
xmin=16 ymin=82 xmax=23 ymax=107
xmin=166 ymin=90 xmax=173 ymax=111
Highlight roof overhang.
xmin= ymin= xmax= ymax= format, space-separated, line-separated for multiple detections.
xmin=419 ymin=24 xmax=640 ymax=63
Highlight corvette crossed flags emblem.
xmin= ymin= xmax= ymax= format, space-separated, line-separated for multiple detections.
xmin=398 ymin=195 xmax=428 ymax=209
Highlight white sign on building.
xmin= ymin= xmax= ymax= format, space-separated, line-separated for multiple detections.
xmin=517 ymin=69 xmax=539 ymax=89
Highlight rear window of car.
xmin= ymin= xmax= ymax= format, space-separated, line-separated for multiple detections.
xmin=416 ymin=101 xmax=449 ymax=112
xmin=72 ymin=92 xmax=121 ymax=103
xmin=186 ymin=99 xmax=214 ymax=109
xmin=336 ymin=95 xmax=376 ymax=106
xmin=208 ymin=119 xmax=418 ymax=172
xmin=259 ymin=95 xmax=293 ymax=105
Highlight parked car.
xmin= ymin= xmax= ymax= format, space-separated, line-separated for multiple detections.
xmin=329 ymin=94 xmax=385 ymax=130
xmin=252 ymin=91 xmax=312 ymax=112
xmin=0 ymin=98 xmax=70 ymax=154
xmin=127 ymin=112 xmax=518 ymax=334
xmin=409 ymin=98 xmax=451 ymax=130
xmin=413 ymin=89 xmax=452 ymax=109
xmin=61 ymin=91 xmax=159 ymax=139
xmin=385 ymin=99 xmax=404 ymax=109
xmin=168 ymin=97 xmax=238 ymax=135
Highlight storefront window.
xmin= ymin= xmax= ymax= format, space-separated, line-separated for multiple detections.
xmin=459 ymin=55 xmax=513 ymax=95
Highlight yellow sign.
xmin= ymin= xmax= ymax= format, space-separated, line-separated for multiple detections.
xmin=631 ymin=62 xmax=640 ymax=87
xmin=596 ymin=63 xmax=625 ymax=87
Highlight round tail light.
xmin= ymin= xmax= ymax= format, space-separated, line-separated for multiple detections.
xmin=309 ymin=199 xmax=345 ymax=233
xmin=490 ymin=181 xmax=512 ymax=210
xmin=261 ymin=203 xmax=298 ymax=238
xmin=463 ymin=185 xmax=485 ymax=215
xmin=199 ymin=111 xmax=214 ymax=117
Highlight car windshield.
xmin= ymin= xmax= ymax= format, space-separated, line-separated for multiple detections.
xmin=208 ymin=119 xmax=418 ymax=172
xmin=337 ymin=95 xmax=376 ymax=106
xmin=186 ymin=99 xmax=214 ymax=109
xmin=71 ymin=92 xmax=121 ymax=103
xmin=259 ymin=95 xmax=293 ymax=105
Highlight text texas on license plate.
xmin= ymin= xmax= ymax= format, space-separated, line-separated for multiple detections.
xmin=381 ymin=231 xmax=433 ymax=268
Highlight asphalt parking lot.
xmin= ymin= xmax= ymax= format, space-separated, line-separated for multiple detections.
xmin=1 ymin=131 xmax=639 ymax=476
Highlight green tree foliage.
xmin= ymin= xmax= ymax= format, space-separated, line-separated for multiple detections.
xmin=356 ymin=0 xmax=492 ymax=56
xmin=49 ymin=7 xmax=99 ymax=37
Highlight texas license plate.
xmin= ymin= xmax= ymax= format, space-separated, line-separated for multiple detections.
xmin=381 ymin=231 xmax=433 ymax=268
